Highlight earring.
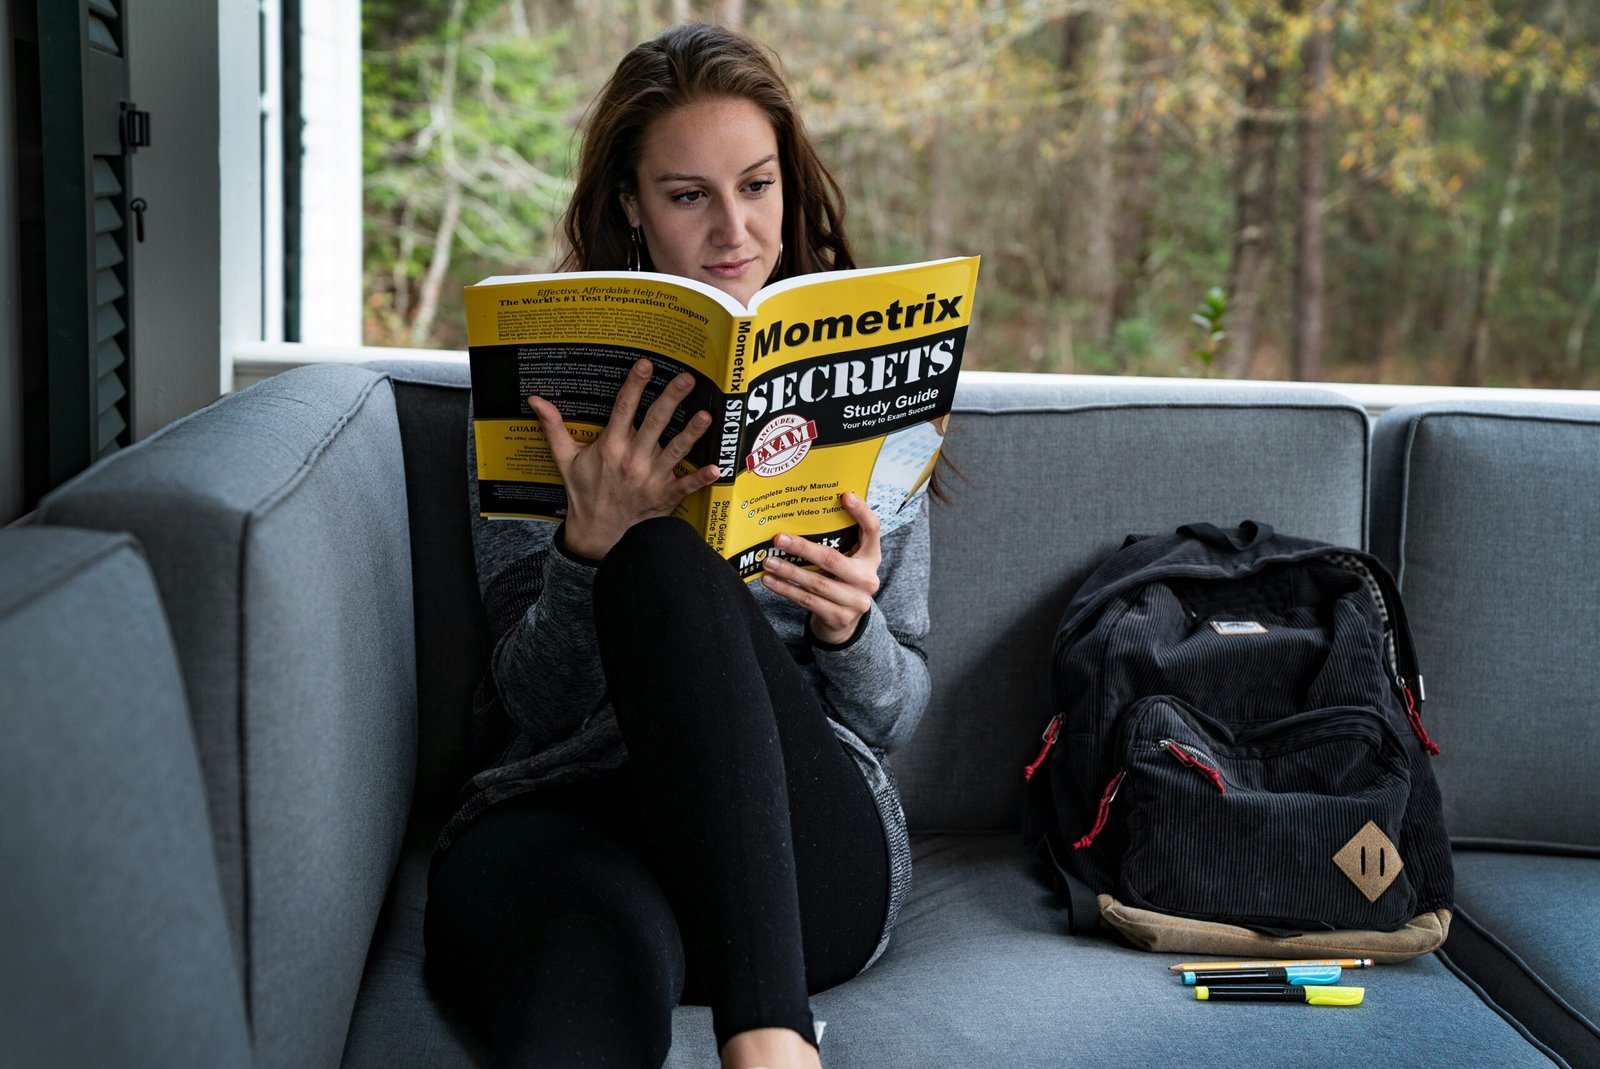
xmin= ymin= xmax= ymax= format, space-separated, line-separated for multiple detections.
xmin=767 ymin=240 xmax=785 ymax=282
xmin=628 ymin=227 xmax=643 ymax=272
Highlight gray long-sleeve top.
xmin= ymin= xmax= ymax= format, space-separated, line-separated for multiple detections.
xmin=436 ymin=429 xmax=934 ymax=965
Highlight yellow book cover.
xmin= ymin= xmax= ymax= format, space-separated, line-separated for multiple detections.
xmin=464 ymin=255 xmax=980 ymax=580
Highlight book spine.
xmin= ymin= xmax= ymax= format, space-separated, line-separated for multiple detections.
xmin=701 ymin=318 xmax=748 ymax=559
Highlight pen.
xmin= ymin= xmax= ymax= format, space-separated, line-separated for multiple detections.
xmin=1183 ymin=966 xmax=1341 ymax=986
xmin=897 ymin=452 xmax=940 ymax=511
xmin=1169 ymin=958 xmax=1375 ymax=972
xmin=1194 ymin=984 xmax=1364 ymax=1006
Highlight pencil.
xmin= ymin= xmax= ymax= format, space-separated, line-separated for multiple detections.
xmin=1168 ymin=958 xmax=1375 ymax=972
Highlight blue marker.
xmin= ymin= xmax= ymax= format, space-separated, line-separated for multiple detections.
xmin=1183 ymin=965 xmax=1342 ymax=986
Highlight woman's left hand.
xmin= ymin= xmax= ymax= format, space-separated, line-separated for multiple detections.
xmin=761 ymin=491 xmax=883 ymax=644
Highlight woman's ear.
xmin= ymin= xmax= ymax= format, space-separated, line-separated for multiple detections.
xmin=619 ymin=191 xmax=641 ymax=229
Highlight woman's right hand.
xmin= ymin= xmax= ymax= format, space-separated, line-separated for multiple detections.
xmin=529 ymin=358 xmax=721 ymax=560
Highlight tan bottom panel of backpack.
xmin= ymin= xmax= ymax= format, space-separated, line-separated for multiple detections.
xmin=1098 ymin=895 xmax=1451 ymax=963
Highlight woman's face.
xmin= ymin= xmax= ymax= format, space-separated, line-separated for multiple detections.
xmin=621 ymin=96 xmax=784 ymax=305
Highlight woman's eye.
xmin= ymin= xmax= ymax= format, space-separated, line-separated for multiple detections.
xmin=671 ymin=190 xmax=704 ymax=205
xmin=745 ymin=178 xmax=775 ymax=195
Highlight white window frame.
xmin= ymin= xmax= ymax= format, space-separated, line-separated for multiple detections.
xmin=296 ymin=0 xmax=362 ymax=346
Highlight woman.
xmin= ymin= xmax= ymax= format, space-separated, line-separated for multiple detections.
xmin=424 ymin=23 xmax=931 ymax=1069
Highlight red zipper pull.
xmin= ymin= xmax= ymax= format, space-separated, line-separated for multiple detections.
xmin=1162 ymin=739 xmax=1226 ymax=793
xmin=1023 ymin=714 xmax=1061 ymax=782
xmin=1073 ymin=771 xmax=1125 ymax=850
xmin=1402 ymin=683 xmax=1440 ymax=756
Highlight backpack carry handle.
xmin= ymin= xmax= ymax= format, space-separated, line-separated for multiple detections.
xmin=1176 ymin=521 xmax=1275 ymax=552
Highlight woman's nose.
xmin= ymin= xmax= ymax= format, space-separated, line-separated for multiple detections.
xmin=711 ymin=199 xmax=748 ymax=248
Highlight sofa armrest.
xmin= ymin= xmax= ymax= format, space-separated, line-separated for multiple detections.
xmin=37 ymin=365 xmax=417 ymax=1069
xmin=0 ymin=528 xmax=251 ymax=1068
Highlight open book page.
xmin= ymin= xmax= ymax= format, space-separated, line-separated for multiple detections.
xmin=464 ymin=274 xmax=735 ymax=521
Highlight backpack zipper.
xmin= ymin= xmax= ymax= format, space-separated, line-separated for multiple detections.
xmin=1398 ymin=676 xmax=1440 ymax=755
xmin=1160 ymin=738 xmax=1227 ymax=793
xmin=1072 ymin=770 xmax=1125 ymax=850
xmin=1023 ymin=714 xmax=1061 ymax=781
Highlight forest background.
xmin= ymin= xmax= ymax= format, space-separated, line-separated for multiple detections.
xmin=363 ymin=0 xmax=1600 ymax=387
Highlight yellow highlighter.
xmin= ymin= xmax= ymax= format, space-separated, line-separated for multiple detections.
xmin=1194 ymin=985 xmax=1365 ymax=1006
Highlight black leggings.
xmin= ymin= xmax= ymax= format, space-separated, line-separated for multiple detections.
xmin=424 ymin=517 xmax=891 ymax=1067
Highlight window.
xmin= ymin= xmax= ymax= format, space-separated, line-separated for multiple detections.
xmin=351 ymin=4 xmax=1600 ymax=392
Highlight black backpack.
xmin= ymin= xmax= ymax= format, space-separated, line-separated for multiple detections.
xmin=1023 ymin=521 xmax=1453 ymax=945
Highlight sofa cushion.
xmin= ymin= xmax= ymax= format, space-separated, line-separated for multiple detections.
xmin=340 ymin=833 xmax=487 ymax=1069
xmin=1370 ymin=402 xmax=1600 ymax=851
xmin=905 ymin=374 xmax=1371 ymax=831
xmin=342 ymin=832 xmax=1554 ymax=1067
xmin=38 ymin=365 xmax=417 ymax=1069
xmin=1444 ymin=850 xmax=1600 ymax=1068
xmin=793 ymin=836 xmax=1553 ymax=1068
xmin=0 ymin=529 xmax=250 ymax=1068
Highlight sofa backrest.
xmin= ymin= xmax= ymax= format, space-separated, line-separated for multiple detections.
xmin=37 ymin=365 xmax=417 ymax=1069
xmin=362 ymin=359 xmax=490 ymax=828
xmin=0 ymin=528 xmax=251 ymax=1068
xmin=374 ymin=362 xmax=1373 ymax=836
xmin=898 ymin=374 xmax=1371 ymax=831
xmin=1371 ymin=401 xmax=1600 ymax=855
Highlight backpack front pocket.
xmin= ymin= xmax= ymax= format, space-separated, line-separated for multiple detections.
xmin=1115 ymin=696 xmax=1416 ymax=933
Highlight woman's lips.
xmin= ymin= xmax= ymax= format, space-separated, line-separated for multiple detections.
xmin=706 ymin=257 xmax=757 ymax=278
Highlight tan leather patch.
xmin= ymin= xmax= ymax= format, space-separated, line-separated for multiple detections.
xmin=1097 ymin=894 xmax=1451 ymax=961
xmin=1333 ymin=821 xmax=1403 ymax=902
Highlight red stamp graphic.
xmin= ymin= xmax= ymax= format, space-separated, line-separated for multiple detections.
xmin=745 ymin=414 xmax=819 ymax=477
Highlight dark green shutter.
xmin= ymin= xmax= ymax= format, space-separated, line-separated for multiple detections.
xmin=17 ymin=0 xmax=138 ymax=503
xmin=92 ymin=156 xmax=129 ymax=454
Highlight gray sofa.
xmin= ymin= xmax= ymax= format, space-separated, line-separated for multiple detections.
xmin=3 ymin=362 xmax=1596 ymax=1068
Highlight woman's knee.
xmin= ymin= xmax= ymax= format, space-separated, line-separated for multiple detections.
xmin=596 ymin=516 xmax=730 ymax=607
xmin=593 ymin=518 xmax=757 ymax=662
xmin=424 ymin=796 xmax=686 ymax=1002
xmin=603 ymin=515 xmax=702 ymax=573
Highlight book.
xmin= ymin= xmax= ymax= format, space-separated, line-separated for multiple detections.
xmin=464 ymin=254 xmax=980 ymax=580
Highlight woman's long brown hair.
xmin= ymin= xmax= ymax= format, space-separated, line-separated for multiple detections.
xmin=558 ymin=23 xmax=854 ymax=280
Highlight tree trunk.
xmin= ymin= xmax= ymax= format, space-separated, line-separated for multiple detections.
xmin=1542 ymin=89 xmax=1565 ymax=279
xmin=410 ymin=0 xmax=468 ymax=347
xmin=411 ymin=182 xmax=464 ymax=346
xmin=392 ymin=196 xmax=418 ymax=327
xmin=1078 ymin=3 xmax=1122 ymax=348
xmin=1112 ymin=85 xmax=1158 ymax=328
xmin=925 ymin=117 xmax=951 ymax=256
xmin=1222 ymin=55 xmax=1286 ymax=377
xmin=1565 ymin=246 xmax=1600 ymax=385
xmin=1541 ymin=0 xmax=1570 ymax=279
xmin=1292 ymin=1 xmax=1334 ymax=382
xmin=719 ymin=0 xmax=745 ymax=30
xmin=1048 ymin=14 xmax=1089 ymax=303
xmin=1458 ymin=82 xmax=1538 ymax=385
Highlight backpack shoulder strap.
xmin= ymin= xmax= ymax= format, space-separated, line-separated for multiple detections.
xmin=1043 ymin=834 xmax=1102 ymax=933
xmin=1321 ymin=547 xmax=1434 ymax=748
